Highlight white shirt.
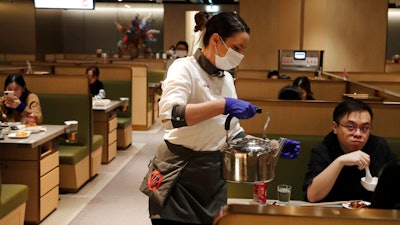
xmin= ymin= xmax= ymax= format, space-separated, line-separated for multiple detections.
xmin=159 ymin=56 xmax=244 ymax=151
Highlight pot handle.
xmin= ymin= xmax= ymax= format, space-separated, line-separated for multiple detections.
xmin=225 ymin=108 xmax=262 ymax=143
xmin=224 ymin=108 xmax=262 ymax=131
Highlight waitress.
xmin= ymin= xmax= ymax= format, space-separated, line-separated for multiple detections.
xmin=141 ymin=12 xmax=257 ymax=225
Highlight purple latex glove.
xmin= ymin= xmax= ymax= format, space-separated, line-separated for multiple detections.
xmin=224 ymin=97 xmax=257 ymax=119
xmin=280 ymin=139 xmax=301 ymax=159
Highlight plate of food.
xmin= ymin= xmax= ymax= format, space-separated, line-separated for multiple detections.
xmin=8 ymin=130 xmax=31 ymax=139
xmin=342 ymin=201 xmax=371 ymax=209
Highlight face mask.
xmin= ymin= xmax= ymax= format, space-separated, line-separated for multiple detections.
xmin=215 ymin=37 xmax=244 ymax=70
xmin=175 ymin=50 xmax=187 ymax=58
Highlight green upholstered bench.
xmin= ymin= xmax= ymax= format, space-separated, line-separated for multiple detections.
xmin=103 ymin=80 xmax=132 ymax=149
xmin=228 ymin=134 xmax=400 ymax=201
xmin=0 ymin=184 xmax=29 ymax=225
xmin=39 ymin=94 xmax=91 ymax=192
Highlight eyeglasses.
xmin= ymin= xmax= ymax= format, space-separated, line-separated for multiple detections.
xmin=338 ymin=123 xmax=371 ymax=133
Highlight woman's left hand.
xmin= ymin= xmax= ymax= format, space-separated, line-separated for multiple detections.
xmin=5 ymin=95 xmax=21 ymax=109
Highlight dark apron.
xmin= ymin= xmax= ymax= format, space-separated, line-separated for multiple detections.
xmin=144 ymin=140 xmax=227 ymax=224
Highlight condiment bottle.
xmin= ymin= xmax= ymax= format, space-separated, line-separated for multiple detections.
xmin=26 ymin=113 xmax=36 ymax=126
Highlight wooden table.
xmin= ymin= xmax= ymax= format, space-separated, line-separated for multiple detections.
xmin=217 ymin=199 xmax=400 ymax=225
xmin=92 ymin=100 xmax=121 ymax=164
xmin=0 ymin=125 xmax=65 ymax=224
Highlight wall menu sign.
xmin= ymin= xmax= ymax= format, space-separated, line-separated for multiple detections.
xmin=279 ymin=50 xmax=323 ymax=72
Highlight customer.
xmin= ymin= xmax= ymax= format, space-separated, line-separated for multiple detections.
xmin=165 ymin=41 xmax=190 ymax=77
xmin=190 ymin=11 xmax=211 ymax=55
xmin=370 ymin=159 xmax=400 ymax=209
xmin=85 ymin=65 xmax=106 ymax=99
xmin=303 ymin=98 xmax=396 ymax=203
xmin=0 ymin=73 xmax=43 ymax=124
xmin=292 ymin=76 xmax=314 ymax=100
xmin=141 ymin=12 xmax=258 ymax=225
xmin=174 ymin=40 xmax=189 ymax=58
xmin=278 ymin=85 xmax=302 ymax=100
xmin=267 ymin=70 xmax=280 ymax=79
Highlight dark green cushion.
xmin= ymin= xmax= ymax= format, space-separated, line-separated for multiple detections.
xmin=59 ymin=145 xmax=89 ymax=165
xmin=92 ymin=134 xmax=103 ymax=150
xmin=39 ymin=94 xmax=91 ymax=148
xmin=117 ymin=117 xmax=131 ymax=129
xmin=102 ymin=80 xmax=132 ymax=118
xmin=0 ymin=184 xmax=29 ymax=218
xmin=147 ymin=70 xmax=165 ymax=84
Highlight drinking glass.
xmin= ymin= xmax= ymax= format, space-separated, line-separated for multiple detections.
xmin=277 ymin=184 xmax=292 ymax=205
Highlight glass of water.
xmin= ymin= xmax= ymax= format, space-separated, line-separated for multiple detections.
xmin=277 ymin=184 xmax=292 ymax=205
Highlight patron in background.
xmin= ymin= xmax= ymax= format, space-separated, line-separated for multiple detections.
xmin=0 ymin=73 xmax=43 ymax=124
xmin=165 ymin=41 xmax=189 ymax=77
xmin=175 ymin=41 xmax=189 ymax=58
xmin=303 ymin=99 xmax=396 ymax=203
xmin=85 ymin=65 xmax=106 ymax=99
xmin=267 ymin=70 xmax=280 ymax=79
xmin=278 ymin=85 xmax=302 ymax=100
xmin=293 ymin=76 xmax=315 ymax=100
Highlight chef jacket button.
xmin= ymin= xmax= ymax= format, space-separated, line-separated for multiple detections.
xmin=176 ymin=117 xmax=181 ymax=121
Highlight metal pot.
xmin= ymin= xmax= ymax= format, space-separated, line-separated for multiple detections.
xmin=221 ymin=114 xmax=286 ymax=183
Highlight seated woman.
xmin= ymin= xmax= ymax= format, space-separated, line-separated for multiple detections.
xmin=370 ymin=159 xmax=400 ymax=209
xmin=292 ymin=76 xmax=315 ymax=100
xmin=85 ymin=65 xmax=106 ymax=99
xmin=0 ymin=73 xmax=43 ymax=124
xmin=278 ymin=85 xmax=302 ymax=100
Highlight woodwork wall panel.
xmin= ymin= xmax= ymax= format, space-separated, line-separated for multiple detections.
xmin=323 ymin=0 xmax=387 ymax=72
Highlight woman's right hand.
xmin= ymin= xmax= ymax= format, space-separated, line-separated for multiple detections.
xmin=4 ymin=95 xmax=20 ymax=109
xmin=223 ymin=97 xmax=257 ymax=119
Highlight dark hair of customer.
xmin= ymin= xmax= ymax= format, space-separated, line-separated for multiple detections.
xmin=175 ymin=41 xmax=189 ymax=51
xmin=293 ymin=76 xmax=314 ymax=100
xmin=85 ymin=65 xmax=100 ymax=78
xmin=4 ymin=73 xmax=31 ymax=103
xmin=278 ymin=85 xmax=302 ymax=100
xmin=267 ymin=70 xmax=280 ymax=79
xmin=333 ymin=98 xmax=374 ymax=124
xmin=370 ymin=159 xmax=400 ymax=209
xmin=203 ymin=12 xmax=250 ymax=47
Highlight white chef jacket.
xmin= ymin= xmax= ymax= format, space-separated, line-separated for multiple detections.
xmin=159 ymin=55 xmax=244 ymax=151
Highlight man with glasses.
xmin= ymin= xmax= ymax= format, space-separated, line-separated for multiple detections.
xmin=303 ymin=98 xmax=396 ymax=203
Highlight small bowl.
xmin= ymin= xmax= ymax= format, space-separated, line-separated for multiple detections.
xmin=361 ymin=177 xmax=378 ymax=192
xmin=26 ymin=126 xmax=41 ymax=134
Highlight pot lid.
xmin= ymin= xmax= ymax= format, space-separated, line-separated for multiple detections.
xmin=228 ymin=138 xmax=271 ymax=154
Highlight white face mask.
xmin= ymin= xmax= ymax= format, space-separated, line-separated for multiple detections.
xmin=215 ymin=37 xmax=244 ymax=70
xmin=175 ymin=50 xmax=187 ymax=58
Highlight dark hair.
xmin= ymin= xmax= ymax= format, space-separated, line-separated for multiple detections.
xmin=278 ymin=85 xmax=302 ymax=100
xmin=370 ymin=159 xmax=400 ymax=209
xmin=333 ymin=98 xmax=374 ymax=123
xmin=4 ymin=73 xmax=31 ymax=103
xmin=203 ymin=12 xmax=250 ymax=47
xmin=293 ymin=76 xmax=313 ymax=96
xmin=194 ymin=11 xmax=211 ymax=32
xmin=267 ymin=70 xmax=279 ymax=79
xmin=85 ymin=65 xmax=100 ymax=78
xmin=175 ymin=41 xmax=189 ymax=51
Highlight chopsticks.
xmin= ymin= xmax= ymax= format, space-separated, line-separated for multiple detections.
xmin=299 ymin=200 xmax=362 ymax=207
